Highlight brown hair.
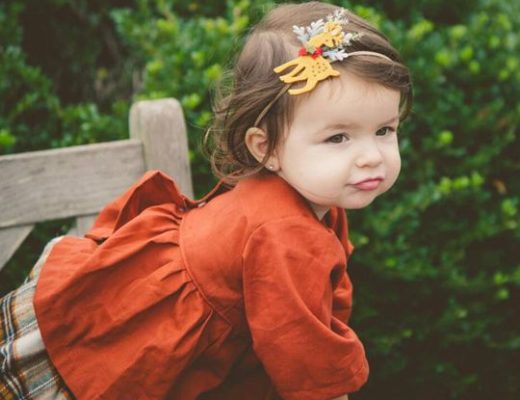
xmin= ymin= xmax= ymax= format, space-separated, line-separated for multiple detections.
xmin=204 ymin=1 xmax=413 ymax=184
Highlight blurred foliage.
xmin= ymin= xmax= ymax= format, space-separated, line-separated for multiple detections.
xmin=0 ymin=0 xmax=519 ymax=399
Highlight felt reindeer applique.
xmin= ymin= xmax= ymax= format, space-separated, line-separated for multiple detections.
xmin=273 ymin=9 xmax=366 ymax=95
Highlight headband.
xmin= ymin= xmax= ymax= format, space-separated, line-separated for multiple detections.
xmin=273 ymin=8 xmax=391 ymax=95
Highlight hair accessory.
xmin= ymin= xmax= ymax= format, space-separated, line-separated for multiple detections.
xmin=274 ymin=8 xmax=392 ymax=95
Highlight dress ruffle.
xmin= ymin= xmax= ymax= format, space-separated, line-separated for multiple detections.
xmin=34 ymin=171 xmax=234 ymax=399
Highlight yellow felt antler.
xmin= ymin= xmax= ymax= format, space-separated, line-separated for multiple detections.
xmin=309 ymin=21 xmax=345 ymax=48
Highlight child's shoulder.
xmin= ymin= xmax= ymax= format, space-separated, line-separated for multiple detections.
xmin=220 ymin=173 xmax=323 ymax=224
xmin=183 ymin=173 xmax=328 ymax=240
xmin=182 ymin=173 xmax=353 ymax=264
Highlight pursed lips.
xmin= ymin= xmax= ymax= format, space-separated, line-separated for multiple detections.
xmin=352 ymin=176 xmax=384 ymax=185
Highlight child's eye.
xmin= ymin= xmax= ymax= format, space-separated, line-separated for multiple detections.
xmin=376 ymin=126 xmax=396 ymax=136
xmin=326 ymin=133 xmax=349 ymax=143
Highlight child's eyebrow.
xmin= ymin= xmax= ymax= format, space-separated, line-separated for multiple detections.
xmin=324 ymin=116 xmax=399 ymax=130
xmin=379 ymin=116 xmax=400 ymax=125
xmin=381 ymin=115 xmax=399 ymax=125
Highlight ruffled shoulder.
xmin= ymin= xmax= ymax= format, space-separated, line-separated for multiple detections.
xmin=85 ymin=170 xmax=189 ymax=241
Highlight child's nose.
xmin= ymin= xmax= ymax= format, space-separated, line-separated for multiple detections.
xmin=354 ymin=141 xmax=384 ymax=168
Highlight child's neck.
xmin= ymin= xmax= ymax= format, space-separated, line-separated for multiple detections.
xmin=309 ymin=203 xmax=330 ymax=221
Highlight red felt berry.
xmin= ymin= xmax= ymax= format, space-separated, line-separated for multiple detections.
xmin=311 ymin=47 xmax=323 ymax=59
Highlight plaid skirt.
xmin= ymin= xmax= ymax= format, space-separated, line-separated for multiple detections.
xmin=0 ymin=237 xmax=75 ymax=400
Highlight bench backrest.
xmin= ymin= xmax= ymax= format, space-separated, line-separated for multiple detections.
xmin=0 ymin=98 xmax=193 ymax=270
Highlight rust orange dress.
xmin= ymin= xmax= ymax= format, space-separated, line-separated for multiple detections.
xmin=34 ymin=170 xmax=369 ymax=400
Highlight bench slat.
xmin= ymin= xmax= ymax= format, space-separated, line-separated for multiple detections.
xmin=67 ymin=214 xmax=98 ymax=237
xmin=130 ymin=98 xmax=193 ymax=198
xmin=0 ymin=140 xmax=145 ymax=228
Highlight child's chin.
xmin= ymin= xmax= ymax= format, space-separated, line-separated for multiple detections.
xmin=343 ymin=195 xmax=378 ymax=210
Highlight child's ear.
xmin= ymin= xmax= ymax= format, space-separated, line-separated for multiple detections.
xmin=245 ymin=127 xmax=280 ymax=171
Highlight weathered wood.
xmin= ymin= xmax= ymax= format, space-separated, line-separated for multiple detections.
xmin=0 ymin=140 xmax=145 ymax=229
xmin=67 ymin=214 xmax=97 ymax=237
xmin=0 ymin=225 xmax=33 ymax=271
xmin=130 ymin=98 xmax=193 ymax=198
xmin=1 ymin=97 xmax=193 ymax=270
xmin=76 ymin=215 xmax=97 ymax=236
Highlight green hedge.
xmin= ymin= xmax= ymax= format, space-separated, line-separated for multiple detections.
xmin=1 ymin=0 xmax=518 ymax=398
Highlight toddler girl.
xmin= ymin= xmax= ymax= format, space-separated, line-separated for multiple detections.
xmin=0 ymin=2 xmax=412 ymax=399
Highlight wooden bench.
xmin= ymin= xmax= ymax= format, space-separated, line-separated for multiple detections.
xmin=0 ymin=98 xmax=193 ymax=271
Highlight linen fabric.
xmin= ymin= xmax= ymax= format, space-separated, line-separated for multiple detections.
xmin=33 ymin=170 xmax=369 ymax=400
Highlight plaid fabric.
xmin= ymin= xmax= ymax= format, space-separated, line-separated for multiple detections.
xmin=0 ymin=237 xmax=75 ymax=400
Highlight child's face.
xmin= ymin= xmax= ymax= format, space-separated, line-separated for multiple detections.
xmin=274 ymin=71 xmax=402 ymax=219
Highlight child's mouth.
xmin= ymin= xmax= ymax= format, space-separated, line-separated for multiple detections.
xmin=353 ymin=178 xmax=383 ymax=191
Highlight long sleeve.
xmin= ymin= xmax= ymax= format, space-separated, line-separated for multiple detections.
xmin=242 ymin=217 xmax=369 ymax=400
